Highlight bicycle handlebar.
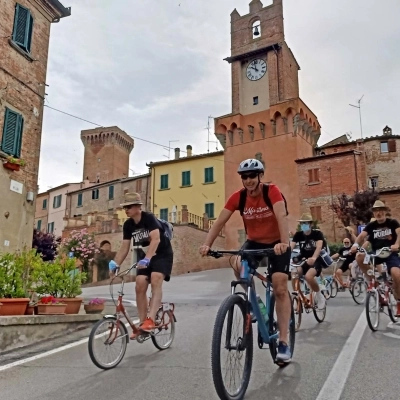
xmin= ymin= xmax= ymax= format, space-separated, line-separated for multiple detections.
xmin=207 ymin=248 xmax=276 ymax=259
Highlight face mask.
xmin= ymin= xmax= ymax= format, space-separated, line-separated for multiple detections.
xmin=300 ymin=223 xmax=310 ymax=232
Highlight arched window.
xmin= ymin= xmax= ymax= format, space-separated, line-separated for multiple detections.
xmin=252 ymin=20 xmax=261 ymax=39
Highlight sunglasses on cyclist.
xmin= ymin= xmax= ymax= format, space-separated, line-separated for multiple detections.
xmin=240 ymin=172 xmax=258 ymax=180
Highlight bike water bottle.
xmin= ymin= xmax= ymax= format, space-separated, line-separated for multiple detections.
xmin=320 ymin=249 xmax=333 ymax=268
xmin=256 ymin=295 xmax=268 ymax=323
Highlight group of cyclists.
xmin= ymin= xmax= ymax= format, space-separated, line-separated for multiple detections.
xmin=109 ymin=158 xmax=400 ymax=365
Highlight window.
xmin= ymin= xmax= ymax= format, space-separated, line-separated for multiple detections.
xmin=1 ymin=108 xmax=23 ymax=157
xmin=369 ymin=177 xmax=378 ymax=189
xmin=308 ymin=168 xmax=320 ymax=183
xmin=136 ymin=179 xmax=142 ymax=192
xmin=37 ymin=219 xmax=41 ymax=231
xmin=47 ymin=222 xmax=54 ymax=233
xmin=380 ymin=141 xmax=388 ymax=153
xmin=12 ymin=4 xmax=34 ymax=53
xmin=160 ymin=208 xmax=168 ymax=221
xmin=92 ymin=189 xmax=99 ymax=200
xmin=108 ymin=185 xmax=114 ymax=200
xmin=252 ymin=20 xmax=261 ymax=39
xmin=53 ymin=194 xmax=62 ymax=209
xmin=182 ymin=171 xmax=191 ymax=186
xmin=253 ymin=96 xmax=259 ymax=105
xmin=204 ymin=167 xmax=214 ymax=183
xmin=310 ymin=206 xmax=322 ymax=222
xmin=77 ymin=193 xmax=83 ymax=207
xmin=42 ymin=199 xmax=47 ymax=209
xmin=160 ymin=174 xmax=168 ymax=189
xmin=205 ymin=203 xmax=215 ymax=219
xmin=388 ymin=139 xmax=397 ymax=153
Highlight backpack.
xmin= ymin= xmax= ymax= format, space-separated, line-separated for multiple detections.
xmin=238 ymin=184 xmax=289 ymax=216
xmin=156 ymin=218 xmax=174 ymax=241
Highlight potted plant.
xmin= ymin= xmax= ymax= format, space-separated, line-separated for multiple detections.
xmin=0 ymin=253 xmax=30 ymax=315
xmin=84 ymin=298 xmax=105 ymax=314
xmin=36 ymin=296 xmax=67 ymax=315
xmin=2 ymin=155 xmax=26 ymax=171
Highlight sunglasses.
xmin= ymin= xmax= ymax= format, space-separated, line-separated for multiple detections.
xmin=240 ymin=172 xmax=258 ymax=180
xmin=343 ymin=241 xmax=350 ymax=244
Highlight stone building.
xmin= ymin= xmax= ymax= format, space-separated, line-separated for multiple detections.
xmin=0 ymin=0 xmax=70 ymax=253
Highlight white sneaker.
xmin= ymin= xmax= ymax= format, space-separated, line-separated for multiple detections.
xmin=315 ymin=292 xmax=326 ymax=310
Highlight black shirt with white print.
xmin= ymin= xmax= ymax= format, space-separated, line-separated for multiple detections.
xmin=123 ymin=211 xmax=172 ymax=255
xmin=292 ymin=229 xmax=324 ymax=259
xmin=363 ymin=218 xmax=400 ymax=252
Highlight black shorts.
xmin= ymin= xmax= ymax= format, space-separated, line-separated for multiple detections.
xmin=136 ymin=252 xmax=173 ymax=282
xmin=242 ymin=240 xmax=290 ymax=276
xmin=302 ymin=257 xmax=323 ymax=277
xmin=376 ymin=253 xmax=400 ymax=275
xmin=339 ymin=255 xmax=356 ymax=273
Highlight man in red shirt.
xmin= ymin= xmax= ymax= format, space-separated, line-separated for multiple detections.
xmin=199 ymin=158 xmax=292 ymax=363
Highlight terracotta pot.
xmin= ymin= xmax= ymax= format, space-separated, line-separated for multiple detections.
xmin=25 ymin=305 xmax=36 ymax=315
xmin=83 ymin=303 xmax=105 ymax=314
xmin=2 ymin=162 xmax=20 ymax=171
xmin=37 ymin=303 xmax=67 ymax=315
xmin=0 ymin=298 xmax=29 ymax=315
xmin=61 ymin=297 xmax=83 ymax=314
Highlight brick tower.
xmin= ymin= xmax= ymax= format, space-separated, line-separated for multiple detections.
xmin=81 ymin=126 xmax=134 ymax=183
xmin=214 ymin=0 xmax=322 ymax=248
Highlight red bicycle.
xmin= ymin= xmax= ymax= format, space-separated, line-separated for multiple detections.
xmin=88 ymin=263 xmax=176 ymax=369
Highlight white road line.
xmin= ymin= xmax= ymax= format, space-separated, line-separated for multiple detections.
xmin=316 ymin=311 xmax=367 ymax=400
xmin=0 ymin=319 xmax=139 ymax=372
xmin=100 ymin=296 xmax=137 ymax=307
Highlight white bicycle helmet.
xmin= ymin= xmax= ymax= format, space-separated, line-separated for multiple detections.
xmin=237 ymin=159 xmax=264 ymax=174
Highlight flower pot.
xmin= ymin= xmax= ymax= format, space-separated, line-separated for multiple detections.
xmin=84 ymin=303 xmax=105 ymax=314
xmin=37 ymin=303 xmax=67 ymax=315
xmin=25 ymin=305 xmax=36 ymax=315
xmin=62 ymin=297 xmax=83 ymax=314
xmin=0 ymin=298 xmax=29 ymax=315
xmin=2 ymin=162 xmax=20 ymax=171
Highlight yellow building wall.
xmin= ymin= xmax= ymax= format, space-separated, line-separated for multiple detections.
xmin=151 ymin=152 xmax=225 ymax=220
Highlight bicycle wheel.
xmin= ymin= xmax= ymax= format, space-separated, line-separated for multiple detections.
xmin=151 ymin=308 xmax=175 ymax=350
xmin=351 ymin=279 xmax=367 ymax=305
xmin=211 ymin=295 xmax=253 ymax=400
xmin=312 ymin=292 xmax=326 ymax=323
xmin=292 ymin=295 xmax=302 ymax=332
xmin=387 ymin=290 xmax=398 ymax=324
xmin=330 ymin=279 xmax=338 ymax=298
xmin=269 ymin=293 xmax=295 ymax=367
xmin=366 ymin=291 xmax=380 ymax=331
xmin=88 ymin=317 xmax=128 ymax=370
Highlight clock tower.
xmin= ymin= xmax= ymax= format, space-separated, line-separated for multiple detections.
xmin=215 ymin=0 xmax=322 ymax=248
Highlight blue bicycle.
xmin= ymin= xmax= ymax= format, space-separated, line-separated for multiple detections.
xmin=208 ymin=248 xmax=295 ymax=400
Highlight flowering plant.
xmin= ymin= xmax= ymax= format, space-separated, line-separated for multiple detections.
xmin=6 ymin=156 xmax=26 ymax=166
xmin=61 ymin=229 xmax=99 ymax=266
xmin=38 ymin=296 xmax=65 ymax=305
xmin=87 ymin=298 xmax=105 ymax=305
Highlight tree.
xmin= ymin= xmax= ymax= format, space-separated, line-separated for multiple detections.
xmin=331 ymin=190 xmax=380 ymax=226
xmin=32 ymin=229 xmax=60 ymax=261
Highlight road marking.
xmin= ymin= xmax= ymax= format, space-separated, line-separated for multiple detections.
xmin=316 ymin=311 xmax=367 ymax=400
xmin=100 ymin=296 xmax=137 ymax=307
xmin=0 ymin=319 xmax=139 ymax=372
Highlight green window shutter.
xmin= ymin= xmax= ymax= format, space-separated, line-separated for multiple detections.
xmin=182 ymin=171 xmax=190 ymax=186
xmin=160 ymin=208 xmax=168 ymax=221
xmin=53 ymin=196 xmax=56 ymax=208
xmin=109 ymin=185 xmax=114 ymax=199
xmin=12 ymin=4 xmax=34 ymax=53
xmin=205 ymin=167 xmax=214 ymax=183
xmin=1 ymin=108 xmax=23 ymax=156
xmin=77 ymin=193 xmax=83 ymax=206
xmin=161 ymin=174 xmax=168 ymax=189
xmin=42 ymin=199 xmax=47 ymax=209
xmin=206 ymin=203 xmax=215 ymax=219
xmin=37 ymin=220 xmax=41 ymax=230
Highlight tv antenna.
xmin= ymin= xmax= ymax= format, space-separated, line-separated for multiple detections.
xmin=346 ymin=131 xmax=352 ymax=141
xmin=163 ymin=139 xmax=179 ymax=159
xmin=205 ymin=115 xmax=218 ymax=153
xmin=349 ymin=95 xmax=364 ymax=139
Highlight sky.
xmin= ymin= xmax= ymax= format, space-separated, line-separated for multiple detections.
xmin=39 ymin=0 xmax=400 ymax=191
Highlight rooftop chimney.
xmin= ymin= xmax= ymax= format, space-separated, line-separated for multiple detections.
xmin=186 ymin=145 xmax=192 ymax=157
xmin=174 ymin=148 xmax=180 ymax=159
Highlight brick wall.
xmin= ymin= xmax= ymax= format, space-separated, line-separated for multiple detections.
xmin=0 ymin=0 xmax=67 ymax=253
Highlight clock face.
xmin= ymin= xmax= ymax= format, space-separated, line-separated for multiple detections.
xmin=246 ymin=59 xmax=267 ymax=81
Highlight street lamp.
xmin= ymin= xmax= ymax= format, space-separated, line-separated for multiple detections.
xmin=349 ymin=95 xmax=364 ymax=139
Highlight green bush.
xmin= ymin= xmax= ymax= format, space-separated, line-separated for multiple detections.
xmin=0 ymin=253 xmax=29 ymax=298
xmin=328 ymin=243 xmax=343 ymax=255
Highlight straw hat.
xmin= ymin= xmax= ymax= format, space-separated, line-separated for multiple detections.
xmin=371 ymin=200 xmax=388 ymax=210
xmin=120 ymin=192 xmax=143 ymax=207
xmin=298 ymin=213 xmax=313 ymax=222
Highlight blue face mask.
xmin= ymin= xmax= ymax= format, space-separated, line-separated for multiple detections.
xmin=300 ymin=223 xmax=310 ymax=232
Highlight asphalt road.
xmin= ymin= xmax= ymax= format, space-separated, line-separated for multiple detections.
xmin=1 ymin=267 xmax=400 ymax=400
